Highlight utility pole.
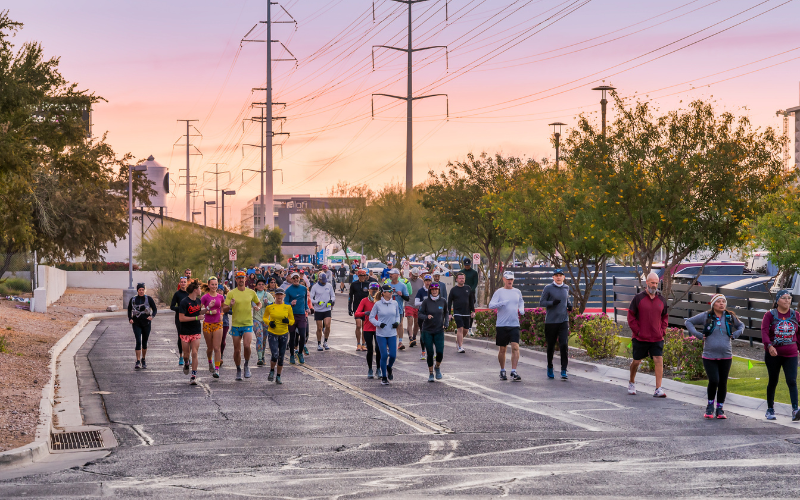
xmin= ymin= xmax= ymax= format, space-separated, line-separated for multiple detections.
xmin=372 ymin=0 xmax=449 ymax=192
xmin=548 ymin=122 xmax=566 ymax=169
xmin=592 ymin=84 xmax=615 ymax=316
xmin=221 ymin=190 xmax=236 ymax=233
xmin=203 ymin=163 xmax=230 ymax=228
xmin=175 ymin=119 xmax=202 ymax=221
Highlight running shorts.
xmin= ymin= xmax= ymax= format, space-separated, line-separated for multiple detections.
xmin=203 ymin=322 xmax=222 ymax=335
xmin=495 ymin=326 xmax=520 ymax=346
xmin=180 ymin=334 xmax=202 ymax=343
xmin=314 ymin=310 xmax=332 ymax=321
xmin=631 ymin=339 xmax=664 ymax=360
xmin=454 ymin=315 xmax=471 ymax=329
xmin=230 ymin=325 xmax=253 ymax=337
xmin=404 ymin=306 xmax=418 ymax=318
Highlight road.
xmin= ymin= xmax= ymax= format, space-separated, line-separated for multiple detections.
xmin=2 ymin=305 xmax=800 ymax=498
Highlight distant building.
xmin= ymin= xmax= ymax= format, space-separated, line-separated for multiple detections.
xmin=241 ymin=195 xmax=332 ymax=243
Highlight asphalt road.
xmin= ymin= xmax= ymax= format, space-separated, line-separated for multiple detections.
xmin=2 ymin=305 xmax=800 ymax=498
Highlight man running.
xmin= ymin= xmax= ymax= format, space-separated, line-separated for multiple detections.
xmin=414 ymin=275 xmax=433 ymax=360
xmin=349 ymin=269 xmax=371 ymax=351
xmin=385 ymin=269 xmax=410 ymax=350
xmin=128 ymin=283 xmax=157 ymax=370
xmin=488 ymin=271 xmax=525 ymax=381
xmin=223 ymin=271 xmax=261 ymax=381
xmin=539 ymin=268 xmax=573 ymax=379
xmin=448 ymin=272 xmax=475 ymax=353
xmin=406 ymin=268 xmax=425 ymax=348
xmin=170 ymin=277 xmax=189 ymax=366
xmin=432 ymin=270 xmax=447 ymax=303
xmin=311 ymin=273 xmax=335 ymax=350
xmin=285 ymin=272 xmax=309 ymax=364
xmin=627 ymin=271 xmax=669 ymax=397
xmin=461 ymin=258 xmax=480 ymax=336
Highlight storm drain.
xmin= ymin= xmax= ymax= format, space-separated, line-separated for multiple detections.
xmin=50 ymin=430 xmax=104 ymax=451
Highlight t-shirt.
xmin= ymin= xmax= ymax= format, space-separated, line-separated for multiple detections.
xmin=762 ymin=309 xmax=800 ymax=358
xmin=178 ymin=296 xmax=203 ymax=335
xmin=264 ymin=304 xmax=295 ymax=335
xmin=253 ymin=290 xmax=275 ymax=322
xmin=201 ymin=293 xmax=224 ymax=324
xmin=224 ymin=287 xmax=260 ymax=327
xmin=387 ymin=280 xmax=409 ymax=314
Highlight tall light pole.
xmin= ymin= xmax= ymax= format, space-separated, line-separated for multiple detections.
xmin=221 ymin=190 xmax=236 ymax=233
xmin=192 ymin=211 xmax=201 ymax=225
xmin=548 ymin=121 xmax=566 ymax=169
xmin=204 ymin=201 xmax=216 ymax=227
xmin=592 ymin=85 xmax=615 ymax=315
xmin=125 ymin=163 xmax=148 ymax=307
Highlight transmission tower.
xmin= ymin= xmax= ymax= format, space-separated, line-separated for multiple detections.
xmin=203 ymin=163 xmax=230 ymax=228
xmin=372 ymin=0 xmax=449 ymax=192
xmin=175 ymin=120 xmax=202 ymax=221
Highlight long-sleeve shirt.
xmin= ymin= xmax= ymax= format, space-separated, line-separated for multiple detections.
xmin=170 ymin=290 xmax=189 ymax=320
xmin=761 ymin=309 xmax=800 ymax=357
xmin=419 ymin=296 xmax=447 ymax=332
xmin=354 ymin=298 xmax=377 ymax=332
xmin=627 ymin=291 xmax=669 ymax=342
xmin=539 ymin=282 xmax=572 ymax=324
xmin=285 ymin=284 xmax=308 ymax=314
xmin=263 ymin=304 xmax=295 ymax=335
xmin=369 ymin=299 xmax=400 ymax=338
xmin=448 ymin=285 xmax=475 ymax=316
xmin=310 ymin=283 xmax=335 ymax=312
xmin=488 ymin=287 xmax=525 ymax=327
xmin=349 ymin=280 xmax=371 ymax=313
xmin=684 ymin=311 xmax=744 ymax=359
xmin=462 ymin=268 xmax=479 ymax=292
xmin=128 ymin=295 xmax=157 ymax=324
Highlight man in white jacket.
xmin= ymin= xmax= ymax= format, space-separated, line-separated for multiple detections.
xmin=310 ymin=273 xmax=336 ymax=351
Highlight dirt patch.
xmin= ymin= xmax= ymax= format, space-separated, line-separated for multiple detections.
xmin=0 ymin=288 xmax=121 ymax=453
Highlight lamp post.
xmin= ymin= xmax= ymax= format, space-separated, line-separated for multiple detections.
xmin=125 ymin=163 xmax=148 ymax=307
xmin=192 ymin=211 xmax=201 ymax=224
xmin=204 ymin=201 xmax=216 ymax=227
xmin=221 ymin=190 xmax=236 ymax=233
xmin=548 ymin=121 xmax=566 ymax=169
xmin=592 ymin=84 xmax=615 ymax=316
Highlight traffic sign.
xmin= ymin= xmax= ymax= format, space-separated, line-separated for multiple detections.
xmin=229 ymin=249 xmax=237 ymax=261
xmin=472 ymin=253 xmax=481 ymax=265
xmin=402 ymin=260 xmax=410 ymax=270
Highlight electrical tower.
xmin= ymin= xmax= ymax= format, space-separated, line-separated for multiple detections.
xmin=203 ymin=163 xmax=230 ymax=228
xmin=175 ymin=120 xmax=202 ymax=221
xmin=241 ymin=1 xmax=297 ymax=232
xmin=372 ymin=0 xmax=449 ymax=192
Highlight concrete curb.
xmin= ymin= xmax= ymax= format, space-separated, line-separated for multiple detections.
xmin=0 ymin=311 xmax=126 ymax=470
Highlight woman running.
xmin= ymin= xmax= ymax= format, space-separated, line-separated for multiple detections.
xmin=761 ymin=290 xmax=800 ymax=421
xmin=685 ymin=294 xmax=744 ymax=419
xmin=220 ymin=284 xmax=230 ymax=366
xmin=254 ymin=278 xmax=275 ymax=366
xmin=170 ymin=277 xmax=189 ymax=366
xmin=263 ymin=289 xmax=294 ymax=384
xmin=355 ymin=282 xmax=382 ymax=378
xmin=201 ymin=277 xmax=225 ymax=378
xmin=128 ymin=283 xmax=157 ymax=370
xmin=178 ymin=280 xmax=207 ymax=385
xmin=419 ymin=282 xmax=447 ymax=382
xmin=369 ymin=285 xmax=400 ymax=385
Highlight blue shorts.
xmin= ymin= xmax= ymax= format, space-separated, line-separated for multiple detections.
xmin=230 ymin=326 xmax=253 ymax=337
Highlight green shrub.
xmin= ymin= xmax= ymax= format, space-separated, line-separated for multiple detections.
xmin=474 ymin=310 xmax=497 ymax=337
xmin=577 ymin=316 xmax=622 ymax=359
xmin=154 ymin=271 xmax=180 ymax=306
xmin=0 ymin=277 xmax=31 ymax=293
xmin=0 ymin=335 xmax=8 ymax=354
xmin=475 ymin=308 xmax=584 ymax=347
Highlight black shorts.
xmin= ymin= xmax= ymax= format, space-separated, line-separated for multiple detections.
xmin=314 ymin=310 xmax=332 ymax=321
xmin=495 ymin=326 xmax=520 ymax=347
xmin=631 ymin=339 xmax=664 ymax=360
xmin=454 ymin=315 xmax=471 ymax=329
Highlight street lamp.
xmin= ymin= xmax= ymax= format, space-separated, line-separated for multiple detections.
xmin=125 ymin=163 xmax=148 ymax=308
xmin=192 ymin=211 xmax=201 ymax=224
xmin=204 ymin=201 xmax=216 ymax=227
xmin=592 ymin=84 xmax=615 ymax=316
xmin=221 ymin=190 xmax=236 ymax=233
xmin=548 ymin=121 xmax=566 ymax=169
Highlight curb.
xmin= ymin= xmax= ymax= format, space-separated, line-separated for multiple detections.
xmin=0 ymin=311 xmax=126 ymax=470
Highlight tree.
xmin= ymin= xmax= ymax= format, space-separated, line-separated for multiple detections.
xmin=303 ymin=182 xmax=371 ymax=264
xmin=566 ymin=96 xmax=787 ymax=303
xmin=420 ymin=153 xmax=526 ymax=298
xmin=363 ymin=184 xmax=425 ymax=263
xmin=752 ymin=185 xmax=800 ymax=275
xmin=260 ymin=227 xmax=285 ymax=264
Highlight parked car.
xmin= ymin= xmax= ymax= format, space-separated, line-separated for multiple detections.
xmin=364 ymin=260 xmax=388 ymax=275
xmin=671 ymin=262 xmax=755 ymax=287
xmin=721 ymin=275 xmax=775 ymax=297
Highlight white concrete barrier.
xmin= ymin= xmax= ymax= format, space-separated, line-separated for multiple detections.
xmin=66 ymin=271 xmax=158 ymax=289
xmin=37 ymin=266 xmax=68 ymax=307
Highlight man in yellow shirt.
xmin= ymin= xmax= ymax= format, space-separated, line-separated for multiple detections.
xmin=223 ymin=271 xmax=261 ymax=381
xmin=263 ymin=289 xmax=295 ymax=384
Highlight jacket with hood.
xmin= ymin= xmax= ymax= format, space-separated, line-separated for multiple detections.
xmin=369 ymin=298 xmax=400 ymax=338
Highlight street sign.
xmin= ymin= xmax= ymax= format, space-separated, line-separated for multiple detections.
xmin=472 ymin=253 xmax=481 ymax=265
xmin=402 ymin=260 xmax=410 ymax=270
xmin=229 ymin=249 xmax=237 ymax=261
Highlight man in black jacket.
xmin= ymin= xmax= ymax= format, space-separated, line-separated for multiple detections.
xmin=170 ymin=276 xmax=190 ymax=366
xmin=448 ymin=273 xmax=475 ymax=353
xmin=461 ymin=258 xmax=479 ymax=335
xmin=349 ymin=270 xmax=372 ymax=350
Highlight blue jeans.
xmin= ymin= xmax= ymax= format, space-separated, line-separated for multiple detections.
xmin=376 ymin=335 xmax=397 ymax=378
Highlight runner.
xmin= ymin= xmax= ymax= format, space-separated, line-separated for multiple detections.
xmin=170 ymin=277 xmax=189 ymax=366
xmin=263 ymin=289 xmax=294 ymax=384
xmin=406 ymin=268 xmax=425 ymax=348
xmin=128 ymin=283 xmax=157 ymax=370
xmin=201 ymin=277 xmax=225 ymax=378
xmin=419 ymin=282 xmax=447 ymax=382
xmin=184 ymin=268 xmax=193 ymax=280
xmin=348 ymin=269 xmax=371 ymax=351
xmin=285 ymin=272 xmax=309 ymax=364
xmin=220 ymin=284 xmax=230 ymax=365
xmin=432 ymin=270 xmax=447 ymax=302
xmin=370 ymin=284 xmax=400 ymax=385
xmin=310 ymin=272 xmax=336 ymax=351
xmin=539 ymin=268 xmax=573 ymax=380
xmin=254 ymin=278 xmax=275 ymax=366
xmin=338 ymin=264 xmax=348 ymax=293
xmin=222 ymin=270 xmax=261 ymax=381
xmin=760 ymin=290 xmax=800 ymax=421
xmin=488 ymin=271 xmax=525 ymax=381
xmin=447 ymin=272 xmax=475 ymax=353
xmin=685 ymin=294 xmax=745 ymax=419
xmin=178 ymin=280 xmax=207 ymax=385
xmin=414 ymin=275 xmax=433 ymax=360
xmin=627 ymin=272 xmax=669 ymax=397
xmin=385 ymin=269 xmax=410 ymax=350
xmin=461 ymin=258 xmax=480 ymax=336
xmin=355 ymin=282 xmax=382 ymax=378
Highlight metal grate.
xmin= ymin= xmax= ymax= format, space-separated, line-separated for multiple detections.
xmin=50 ymin=430 xmax=104 ymax=451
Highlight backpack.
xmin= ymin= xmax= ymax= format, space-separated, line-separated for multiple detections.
xmin=130 ymin=295 xmax=153 ymax=320
xmin=703 ymin=311 xmax=734 ymax=338
xmin=769 ymin=308 xmax=799 ymax=346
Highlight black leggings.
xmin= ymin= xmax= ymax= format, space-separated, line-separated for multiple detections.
xmin=174 ymin=317 xmax=183 ymax=356
xmin=364 ymin=330 xmax=381 ymax=371
xmin=702 ymin=358 xmax=732 ymax=404
xmin=422 ymin=330 xmax=444 ymax=368
xmin=545 ymin=322 xmax=570 ymax=371
xmin=765 ymin=353 xmax=799 ymax=409
xmin=289 ymin=315 xmax=307 ymax=353
xmin=132 ymin=322 xmax=151 ymax=351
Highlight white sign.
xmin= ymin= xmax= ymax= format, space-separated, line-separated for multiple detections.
xmin=402 ymin=260 xmax=410 ymax=270
xmin=229 ymin=249 xmax=237 ymax=261
xmin=472 ymin=253 xmax=481 ymax=265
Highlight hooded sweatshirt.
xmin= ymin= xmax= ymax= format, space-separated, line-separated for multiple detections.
xmin=539 ymin=282 xmax=572 ymax=324
xmin=419 ymin=295 xmax=447 ymax=332
xmin=369 ymin=298 xmax=400 ymax=338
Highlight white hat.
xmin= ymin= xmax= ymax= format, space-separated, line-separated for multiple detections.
xmin=503 ymin=271 xmax=515 ymax=279
xmin=389 ymin=268 xmax=400 ymax=275
xmin=432 ymin=269 xmax=441 ymax=276
xmin=411 ymin=268 xmax=421 ymax=276
xmin=290 ymin=272 xmax=300 ymax=278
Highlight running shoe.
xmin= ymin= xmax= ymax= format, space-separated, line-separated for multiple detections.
xmin=303 ymin=346 xmax=309 ymax=355
xmin=257 ymin=358 xmax=265 ymax=366
xmin=547 ymin=367 xmax=554 ymax=379
xmin=178 ymin=357 xmax=184 ymax=366
xmin=289 ymin=354 xmax=296 ymax=365
xmin=716 ymin=407 xmax=727 ymax=419
xmin=244 ymin=364 xmax=252 ymax=379
xmin=511 ymin=372 xmax=522 ymax=382
xmin=298 ymin=352 xmax=305 ymax=364
xmin=219 ymin=360 xmax=223 ymax=367
xmin=765 ymin=408 xmax=776 ymax=420
xmin=561 ymin=370 xmax=568 ymax=380
xmin=435 ymin=367 xmax=442 ymax=380
xmin=189 ymin=375 xmax=197 ymax=385
xmin=398 ymin=343 xmax=405 ymax=351
xmin=356 ymin=345 xmax=362 ymax=351
xmin=627 ymin=383 xmax=636 ymax=395
xmin=387 ymin=367 xmax=393 ymax=380
xmin=704 ymin=404 xmax=715 ymax=419
xmin=323 ymin=341 xmax=330 ymax=351
xmin=213 ymin=369 xmax=219 ymax=379
xmin=317 ymin=343 xmax=324 ymax=351
xmin=275 ymin=375 xmax=282 ymax=385
xmin=268 ymin=370 xmax=275 ymax=382
xmin=500 ymin=370 xmax=508 ymax=381
xmin=183 ymin=362 xmax=190 ymax=375
xmin=428 ymin=373 xmax=435 ymax=383
xmin=793 ymin=409 xmax=800 ymax=422
xmin=381 ymin=377 xmax=389 ymax=385
xmin=457 ymin=347 xmax=466 ymax=354
xmin=468 ymin=328 xmax=475 ymax=337
xmin=208 ymin=362 xmax=214 ymax=374
xmin=236 ymin=367 xmax=243 ymax=381
xmin=653 ymin=387 xmax=667 ymax=398
xmin=141 ymin=359 xmax=147 ymax=369
xmin=135 ymin=360 xmax=141 ymax=370
xmin=420 ymin=352 xmax=426 ymax=360
xmin=367 ymin=369 xmax=374 ymax=379
xmin=409 ymin=339 xmax=417 ymax=348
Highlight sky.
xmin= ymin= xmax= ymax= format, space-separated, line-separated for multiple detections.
xmin=5 ymin=0 xmax=800 ymax=227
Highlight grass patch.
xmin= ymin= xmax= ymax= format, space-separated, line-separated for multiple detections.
xmin=0 ymin=335 xmax=8 ymax=354
xmin=0 ymin=277 xmax=32 ymax=295
xmin=685 ymin=356 xmax=795 ymax=405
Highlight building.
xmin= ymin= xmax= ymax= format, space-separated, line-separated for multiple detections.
xmin=241 ymin=195 xmax=332 ymax=243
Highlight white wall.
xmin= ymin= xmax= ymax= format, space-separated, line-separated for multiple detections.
xmin=66 ymin=271 xmax=158 ymax=289
xmin=37 ymin=265 xmax=68 ymax=306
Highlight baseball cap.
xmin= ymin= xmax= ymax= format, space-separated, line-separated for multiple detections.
xmin=380 ymin=284 xmax=394 ymax=293
xmin=357 ymin=269 xmax=367 ymax=276
xmin=432 ymin=270 xmax=441 ymax=276
xmin=423 ymin=274 xmax=432 ymax=281
xmin=463 ymin=257 xmax=471 ymax=265
xmin=369 ymin=282 xmax=380 ymax=289
xmin=273 ymin=289 xmax=286 ymax=295
xmin=411 ymin=268 xmax=421 ymax=276
xmin=553 ymin=268 xmax=565 ymax=276
xmin=235 ymin=271 xmax=246 ymax=278
xmin=503 ymin=271 xmax=515 ymax=279
xmin=290 ymin=272 xmax=300 ymax=278
xmin=319 ymin=273 xmax=328 ymax=282
xmin=256 ymin=278 xmax=266 ymax=284
xmin=389 ymin=268 xmax=400 ymax=275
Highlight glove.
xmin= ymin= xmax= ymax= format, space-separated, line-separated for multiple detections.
xmin=567 ymin=304 xmax=573 ymax=312
xmin=391 ymin=322 xmax=399 ymax=329
xmin=269 ymin=321 xmax=277 ymax=329
xmin=348 ymin=310 xmax=353 ymax=316
xmin=380 ymin=323 xmax=386 ymax=329
xmin=552 ymin=299 xmax=561 ymax=306
xmin=282 ymin=317 xmax=290 ymax=324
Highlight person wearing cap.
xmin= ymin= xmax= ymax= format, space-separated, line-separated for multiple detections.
xmin=201 ymin=277 xmax=225 ymax=378
xmin=760 ymin=290 xmax=800 ymax=421
xmin=406 ymin=268 xmax=425 ymax=349
xmin=263 ymin=289 xmax=294 ymax=384
xmin=432 ymin=270 xmax=447 ymax=303
xmin=128 ymin=282 xmax=157 ymax=370
xmin=539 ymin=268 xmax=574 ymax=380
xmin=170 ymin=276 xmax=190 ymax=366
xmin=311 ymin=272 xmax=336 ymax=351
xmin=488 ymin=271 xmax=525 ymax=381
xmin=381 ymin=260 xmax=393 ymax=281
xmin=222 ymin=270 xmax=261 ymax=381
xmin=419 ymin=282 xmax=447 ymax=382
xmin=448 ymin=272 xmax=475 ymax=353
xmin=684 ymin=293 xmax=744 ymax=419
xmin=254 ymin=278 xmax=276 ymax=367
xmin=414 ymin=275 xmax=434 ymax=360
xmin=385 ymin=268 xmax=411 ymax=350
xmin=349 ymin=269 xmax=372 ymax=351
xmin=627 ymin=271 xmax=669 ymax=397
xmin=285 ymin=272 xmax=309 ymax=365
xmin=355 ymin=282 xmax=383 ymax=378
xmin=461 ymin=258 xmax=480 ymax=335
xmin=369 ymin=284 xmax=401 ymax=385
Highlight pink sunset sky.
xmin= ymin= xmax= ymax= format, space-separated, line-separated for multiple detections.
xmin=5 ymin=0 xmax=800 ymax=226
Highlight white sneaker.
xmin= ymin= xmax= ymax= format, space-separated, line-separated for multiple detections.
xmin=627 ymin=383 xmax=636 ymax=395
xmin=468 ymin=328 xmax=475 ymax=337
xmin=458 ymin=346 xmax=466 ymax=354
xmin=653 ymin=387 xmax=667 ymax=398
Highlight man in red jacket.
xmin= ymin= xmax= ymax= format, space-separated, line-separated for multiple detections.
xmin=627 ymin=272 xmax=669 ymax=397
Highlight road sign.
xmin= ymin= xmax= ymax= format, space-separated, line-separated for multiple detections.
xmin=402 ymin=260 xmax=410 ymax=270
xmin=229 ymin=249 xmax=237 ymax=261
xmin=472 ymin=253 xmax=481 ymax=265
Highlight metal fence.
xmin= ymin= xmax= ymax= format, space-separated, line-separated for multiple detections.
xmin=510 ymin=266 xmax=640 ymax=309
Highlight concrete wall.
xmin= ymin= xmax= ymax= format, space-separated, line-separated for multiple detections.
xmin=66 ymin=271 xmax=158 ymax=289
xmin=37 ymin=266 xmax=68 ymax=306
